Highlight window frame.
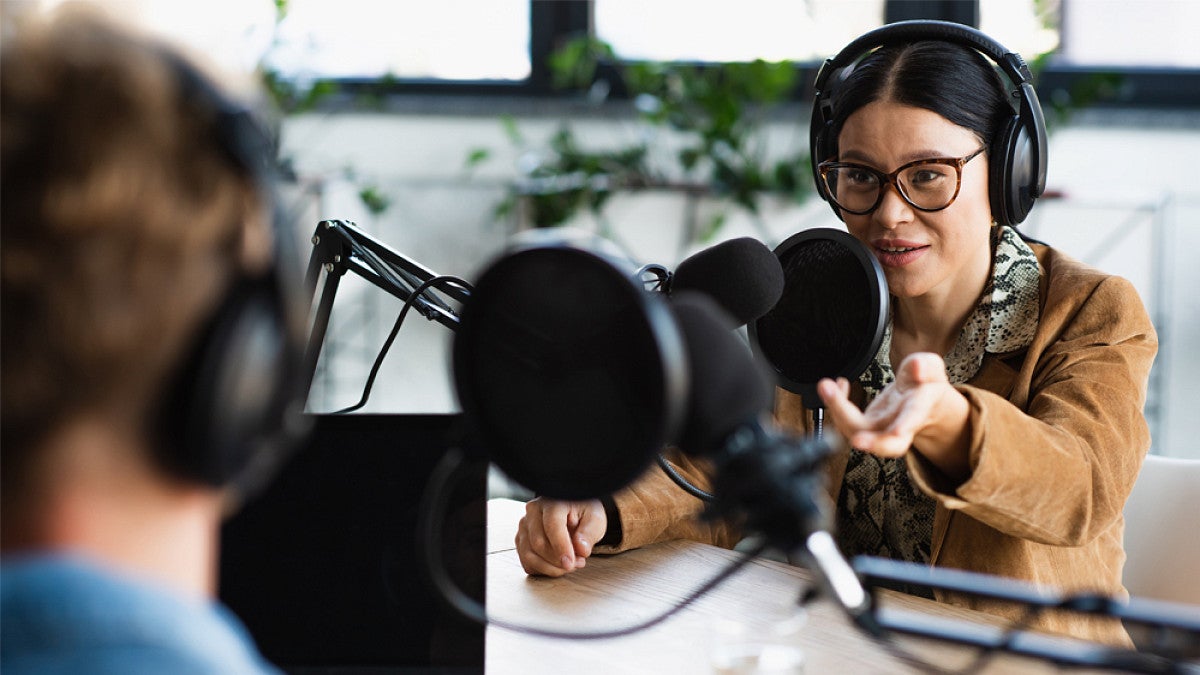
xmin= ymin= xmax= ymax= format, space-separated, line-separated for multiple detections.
xmin=320 ymin=0 xmax=1200 ymax=110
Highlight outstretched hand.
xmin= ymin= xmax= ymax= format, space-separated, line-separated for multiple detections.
xmin=816 ymin=352 xmax=971 ymax=480
xmin=514 ymin=497 xmax=608 ymax=577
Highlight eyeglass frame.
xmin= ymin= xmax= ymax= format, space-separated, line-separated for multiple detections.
xmin=817 ymin=146 xmax=987 ymax=215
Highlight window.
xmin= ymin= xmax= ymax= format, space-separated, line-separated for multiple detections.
xmin=264 ymin=0 xmax=530 ymax=81
xmin=1057 ymin=0 xmax=1200 ymax=68
xmin=979 ymin=0 xmax=1200 ymax=108
xmin=981 ymin=0 xmax=1200 ymax=69
xmin=594 ymin=0 xmax=885 ymax=63
xmin=17 ymin=0 xmax=277 ymax=74
xmin=21 ymin=0 xmax=530 ymax=82
xmin=17 ymin=0 xmax=1197 ymax=106
xmin=978 ymin=0 xmax=1060 ymax=60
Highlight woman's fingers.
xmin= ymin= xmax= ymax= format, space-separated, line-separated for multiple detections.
xmin=572 ymin=503 xmax=608 ymax=560
xmin=514 ymin=498 xmax=607 ymax=577
xmin=514 ymin=499 xmax=573 ymax=576
xmin=515 ymin=519 xmax=572 ymax=577
xmin=539 ymin=501 xmax=579 ymax=570
xmin=817 ymin=377 xmax=868 ymax=431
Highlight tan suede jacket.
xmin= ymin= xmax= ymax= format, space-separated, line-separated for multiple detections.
xmin=597 ymin=243 xmax=1158 ymax=645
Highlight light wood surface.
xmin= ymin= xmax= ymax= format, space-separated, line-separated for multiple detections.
xmin=484 ymin=498 xmax=1101 ymax=674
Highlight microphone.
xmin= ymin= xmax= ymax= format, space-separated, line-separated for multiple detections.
xmin=667 ymin=292 xmax=833 ymax=546
xmin=669 ymin=237 xmax=785 ymax=327
xmin=452 ymin=235 xmax=840 ymax=540
xmin=451 ymin=233 xmax=781 ymax=500
xmin=453 ymin=237 xmax=688 ymax=500
xmin=670 ymin=292 xmax=879 ymax=636
xmin=749 ymin=228 xmax=888 ymax=422
xmin=452 ymin=237 xmax=877 ymax=639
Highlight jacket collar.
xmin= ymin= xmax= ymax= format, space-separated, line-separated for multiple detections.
xmin=859 ymin=225 xmax=1041 ymax=399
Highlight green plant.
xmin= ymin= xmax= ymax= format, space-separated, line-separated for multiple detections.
xmin=259 ymin=0 xmax=392 ymax=216
xmin=625 ymin=58 xmax=806 ymax=215
xmin=470 ymin=36 xmax=813 ymax=239
xmin=1026 ymin=2 xmax=1124 ymax=133
xmin=1030 ymin=52 xmax=1124 ymax=133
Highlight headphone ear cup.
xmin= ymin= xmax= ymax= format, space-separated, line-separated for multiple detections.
xmin=151 ymin=52 xmax=311 ymax=498
xmin=155 ymin=279 xmax=293 ymax=490
xmin=988 ymin=116 xmax=1017 ymax=226
xmin=989 ymin=114 xmax=1035 ymax=227
xmin=1006 ymin=120 xmax=1037 ymax=225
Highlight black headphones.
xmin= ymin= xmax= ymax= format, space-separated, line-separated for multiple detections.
xmin=153 ymin=51 xmax=310 ymax=497
xmin=810 ymin=20 xmax=1048 ymax=227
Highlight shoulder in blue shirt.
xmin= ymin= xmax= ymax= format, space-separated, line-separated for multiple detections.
xmin=1 ymin=554 xmax=280 ymax=675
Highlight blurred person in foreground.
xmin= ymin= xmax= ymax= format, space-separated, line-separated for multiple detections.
xmin=1 ymin=6 xmax=306 ymax=673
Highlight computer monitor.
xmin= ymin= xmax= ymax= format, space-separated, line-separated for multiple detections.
xmin=220 ymin=413 xmax=486 ymax=674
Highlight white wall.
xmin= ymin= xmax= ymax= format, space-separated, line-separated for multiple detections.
xmin=284 ymin=107 xmax=1200 ymax=459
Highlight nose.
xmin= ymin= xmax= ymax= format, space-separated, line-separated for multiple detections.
xmin=872 ymin=181 xmax=912 ymax=229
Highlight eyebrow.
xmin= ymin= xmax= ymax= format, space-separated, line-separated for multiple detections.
xmin=838 ymin=149 xmax=959 ymax=166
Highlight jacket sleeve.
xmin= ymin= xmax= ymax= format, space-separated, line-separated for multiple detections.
xmin=593 ymin=447 xmax=743 ymax=554
xmin=907 ymin=273 xmax=1158 ymax=546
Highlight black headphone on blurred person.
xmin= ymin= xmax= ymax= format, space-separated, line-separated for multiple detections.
xmin=152 ymin=50 xmax=310 ymax=497
xmin=810 ymin=20 xmax=1048 ymax=227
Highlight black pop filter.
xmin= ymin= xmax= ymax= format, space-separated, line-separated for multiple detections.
xmin=452 ymin=239 xmax=688 ymax=500
xmin=749 ymin=228 xmax=888 ymax=410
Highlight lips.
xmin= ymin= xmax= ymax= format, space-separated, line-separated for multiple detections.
xmin=872 ymin=240 xmax=929 ymax=268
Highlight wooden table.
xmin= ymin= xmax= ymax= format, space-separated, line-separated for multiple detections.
xmin=484 ymin=499 xmax=1104 ymax=674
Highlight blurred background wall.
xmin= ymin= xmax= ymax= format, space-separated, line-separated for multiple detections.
xmin=7 ymin=0 xmax=1198 ymax=458
xmin=286 ymin=109 xmax=1200 ymax=461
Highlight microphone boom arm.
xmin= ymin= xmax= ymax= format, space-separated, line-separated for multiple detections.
xmin=703 ymin=428 xmax=1198 ymax=672
xmin=303 ymin=219 xmax=467 ymax=395
xmin=851 ymin=555 xmax=1200 ymax=672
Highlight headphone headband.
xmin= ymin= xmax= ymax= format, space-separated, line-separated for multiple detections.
xmin=820 ymin=20 xmax=1032 ymax=81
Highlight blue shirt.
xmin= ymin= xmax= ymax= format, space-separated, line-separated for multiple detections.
xmin=1 ymin=554 xmax=280 ymax=675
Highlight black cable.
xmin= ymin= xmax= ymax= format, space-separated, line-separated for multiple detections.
xmin=656 ymin=453 xmax=716 ymax=502
xmin=796 ymin=585 xmax=961 ymax=675
xmin=339 ymin=229 xmax=458 ymax=316
xmin=946 ymin=602 xmax=1043 ymax=675
xmin=817 ymin=581 xmax=1046 ymax=675
xmin=868 ymin=632 xmax=963 ymax=675
xmin=343 ymin=234 xmax=412 ymax=298
xmin=418 ymin=448 xmax=770 ymax=640
xmin=333 ymin=274 xmax=472 ymax=414
xmin=873 ymin=603 xmax=1043 ymax=675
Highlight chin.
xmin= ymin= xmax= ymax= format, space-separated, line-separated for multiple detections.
xmin=881 ymin=270 xmax=925 ymax=299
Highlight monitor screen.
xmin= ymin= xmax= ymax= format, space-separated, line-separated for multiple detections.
xmin=219 ymin=414 xmax=485 ymax=674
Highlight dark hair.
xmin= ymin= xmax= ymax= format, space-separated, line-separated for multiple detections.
xmin=827 ymin=40 xmax=1012 ymax=157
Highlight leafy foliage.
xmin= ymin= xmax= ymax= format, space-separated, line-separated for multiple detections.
xmin=259 ymin=0 xmax=392 ymax=216
xmin=474 ymin=36 xmax=813 ymax=234
xmin=1030 ymin=52 xmax=1124 ymax=133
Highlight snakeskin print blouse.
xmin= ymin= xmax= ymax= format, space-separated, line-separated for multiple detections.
xmin=835 ymin=225 xmax=1041 ymax=595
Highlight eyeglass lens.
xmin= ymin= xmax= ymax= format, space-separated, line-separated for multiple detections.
xmin=824 ymin=163 xmax=960 ymax=213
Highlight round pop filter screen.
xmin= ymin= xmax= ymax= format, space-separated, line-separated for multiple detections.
xmin=453 ymin=245 xmax=686 ymax=500
xmin=750 ymin=228 xmax=888 ymax=408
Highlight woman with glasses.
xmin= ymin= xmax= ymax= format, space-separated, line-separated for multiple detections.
xmin=513 ymin=29 xmax=1156 ymax=646
xmin=791 ymin=35 xmax=1157 ymax=646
